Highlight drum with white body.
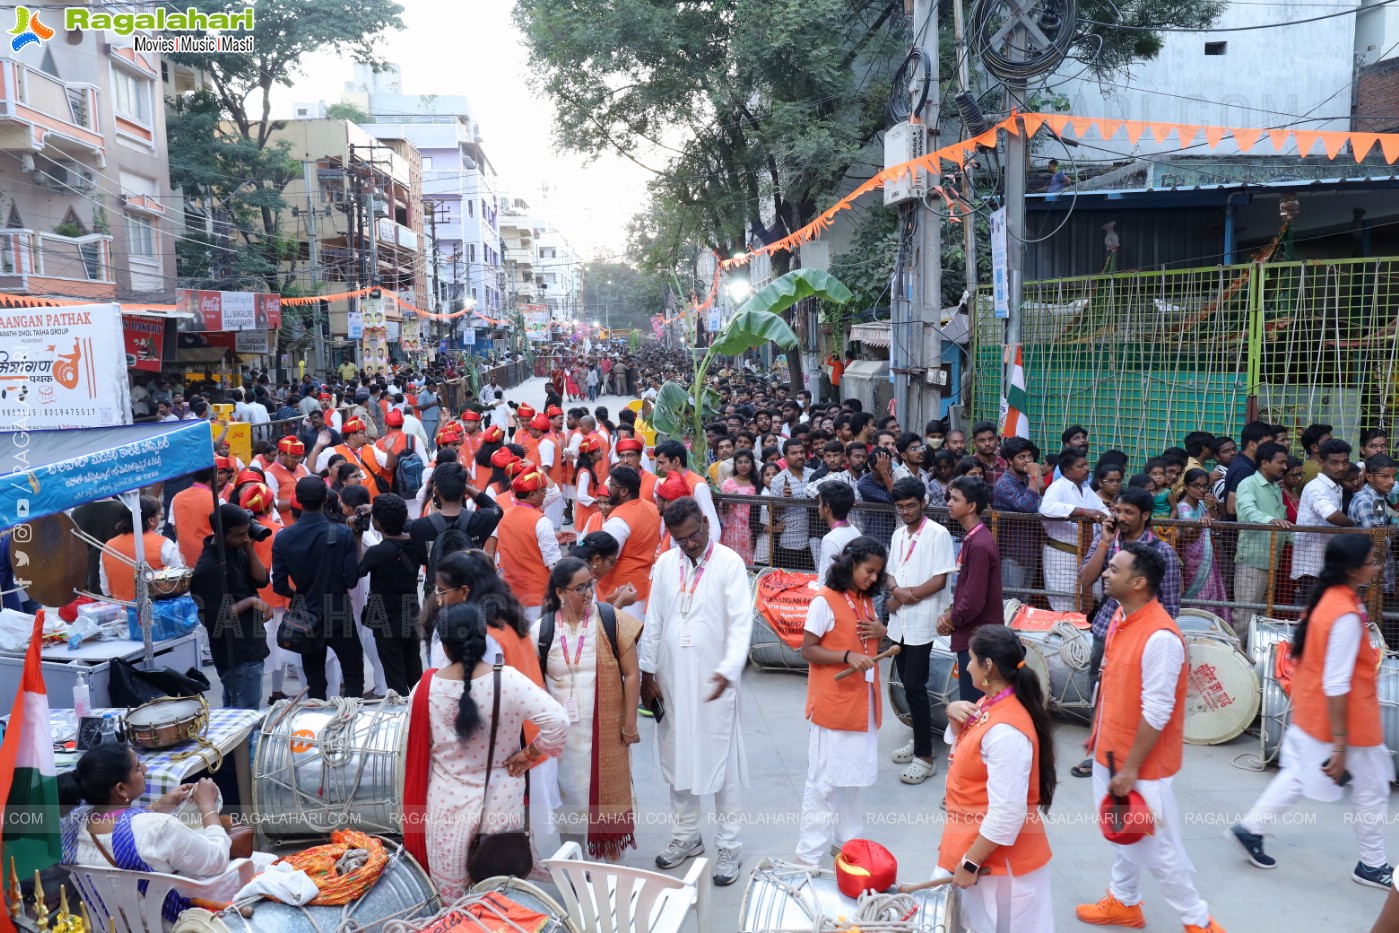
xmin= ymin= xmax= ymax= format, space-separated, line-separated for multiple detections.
xmin=748 ymin=567 xmax=815 ymax=673
xmin=1379 ymin=658 xmax=1399 ymax=773
xmin=254 ymin=696 xmax=410 ymax=841
xmin=1182 ymin=634 xmax=1259 ymax=745
xmin=888 ymin=637 xmax=957 ymax=732
xmin=1246 ymin=616 xmax=1294 ymax=666
xmin=1011 ymin=621 xmax=1096 ymax=722
xmin=1258 ymin=642 xmax=1291 ymax=766
xmin=385 ymin=877 xmax=570 ymax=933
xmin=171 ymin=843 xmax=438 ymax=933
xmin=740 ymin=859 xmax=957 ymax=932
xmin=1178 ymin=607 xmax=1234 ymax=639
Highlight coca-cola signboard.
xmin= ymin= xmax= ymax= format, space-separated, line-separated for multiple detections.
xmin=178 ymin=289 xmax=284 ymax=332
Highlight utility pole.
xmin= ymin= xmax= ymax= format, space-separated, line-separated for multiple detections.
xmin=425 ymin=199 xmax=445 ymax=356
xmin=952 ymin=0 xmax=980 ymax=326
xmin=1003 ymin=35 xmax=1027 ymax=385
xmin=302 ymin=159 xmax=326 ymax=374
xmin=908 ymin=0 xmax=943 ymax=430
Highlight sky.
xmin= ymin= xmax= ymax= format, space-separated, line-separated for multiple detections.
xmin=272 ymin=0 xmax=654 ymax=260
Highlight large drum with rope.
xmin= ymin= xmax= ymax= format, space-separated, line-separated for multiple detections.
xmin=1008 ymin=608 xmax=1096 ymax=722
xmin=1182 ymin=633 xmax=1259 ymax=745
xmin=171 ymin=838 xmax=438 ymax=933
xmin=887 ymin=637 xmax=958 ymax=732
xmin=1258 ymin=641 xmax=1291 ymax=767
xmin=749 ymin=568 xmax=820 ymax=672
xmin=379 ymin=877 xmax=572 ymax=933
xmin=253 ymin=695 xmax=410 ymax=841
xmin=740 ymin=859 xmax=956 ymax=932
xmin=1178 ymin=607 xmax=1240 ymax=650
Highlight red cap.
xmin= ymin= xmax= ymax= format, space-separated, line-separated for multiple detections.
xmin=505 ymin=459 xmax=534 ymax=480
xmin=517 ymin=403 xmax=536 ymax=420
xmin=214 ymin=456 xmax=234 ymax=471
xmin=436 ymin=426 xmax=464 ymax=446
xmin=835 ymin=840 xmax=898 ymax=898
xmin=239 ymin=482 xmax=273 ymax=515
xmin=234 ymin=469 xmax=264 ymax=488
xmin=1098 ymin=789 xmax=1156 ymax=845
xmin=319 ymin=393 xmax=332 ymax=401
xmin=342 ymin=418 xmax=367 ymax=436
xmin=530 ymin=414 xmax=550 ymax=432
xmin=656 ymin=472 xmax=690 ymax=501
xmin=578 ymin=436 xmax=602 ymax=456
xmin=545 ymin=405 xmax=564 ymax=418
xmin=511 ymin=468 xmax=548 ymax=495
xmin=277 ymin=436 xmax=305 ymax=456
xmin=491 ymin=447 xmax=520 ymax=469
xmin=615 ymin=438 xmax=644 ymax=454
xmin=385 ymin=409 xmax=405 ymax=427
xmin=482 ymin=425 xmax=505 ymax=444
xmin=462 ymin=410 xmax=481 ymax=423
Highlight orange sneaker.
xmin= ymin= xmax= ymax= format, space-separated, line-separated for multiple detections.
xmin=1184 ymin=920 xmax=1226 ymax=933
xmin=1075 ymin=892 xmax=1146 ymax=928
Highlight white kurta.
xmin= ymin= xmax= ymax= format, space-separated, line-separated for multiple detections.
xmin=639 ymin=542 xmax=751 ymax=794
xmin=531 ymin=610 xmax=600 ymax=831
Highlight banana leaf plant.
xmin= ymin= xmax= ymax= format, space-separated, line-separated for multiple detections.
xmin=650 ymin=269 xmax=853 ymax=443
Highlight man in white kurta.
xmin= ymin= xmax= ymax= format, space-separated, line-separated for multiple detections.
xmin=639 ymin=496 xmax=752 ymax=887
xmin=1038 ymin=448 xmax=1109 ymax=610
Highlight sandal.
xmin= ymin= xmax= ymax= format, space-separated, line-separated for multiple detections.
xmin=1071 ymin=758 xmax=1094 ymax=778
xmin=900 ymin=758 xmax=937 ymax=785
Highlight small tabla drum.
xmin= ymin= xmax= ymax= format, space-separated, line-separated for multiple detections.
xmin=1011 ymin=623 xmax=1096 ymax=722
xmin=740 ymin=859 xmax=957 ymax=933
xmin=1258 ymin=643 xmax=1291 ymax=767
xmin=1177 ymin=607 xmax=1240 ymax=649
xmin=749 ymin=568 xmax=818 ymax=673
xmin=172 ymin=842 xmax=438 ymax=933
xmin=888 ymin=637 xmax=957 ymax=733
xmin=123 ymin=695 xmax=214 ymax=758
xmin=253 ymin=696 xmax=410 ymax=841
xmin=1182 ymin=634 xmax=1259 ymax=745
xmin=147 ymin=567 xmax=194 ymax=600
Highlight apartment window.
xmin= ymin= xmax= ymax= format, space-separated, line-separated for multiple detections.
xmin=468 ymin=244 xmax=476 ymax=262
xmin=467 ymin=200 xmax=474 ymax=217
xmin=125 ymin=213 xmax=155 ymax=258
xmin=112 ymin=68 xmax=151 ymax=123
xmin=421 ymin=156 xmax=433 ymax=172
xmin=1204 ymin=41 xmax=1226 ymax=55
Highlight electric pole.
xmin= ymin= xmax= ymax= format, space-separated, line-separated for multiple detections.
xmin=908 ymin=0 xmax=943 ymax=430
xmin=302 ymin=159 xmax=326 ymax=374
xmin=425 ymin=200 xmax=443 ymax=355
xmin=952 ymin=0 xmax=980 ymax=325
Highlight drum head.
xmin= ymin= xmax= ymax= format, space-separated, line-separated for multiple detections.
xmin=1183 ymin=636 xmax=1260 ymax=745
xmin=127 ymin=697 xmax=202 ymax=726
xmin=1247 ymin=617 xmax=1295 ymax=664
xmin=10 ymin=511 xmax=89 ymax=607
xmin=1178 ymin=607 xmax=1231 ymax=638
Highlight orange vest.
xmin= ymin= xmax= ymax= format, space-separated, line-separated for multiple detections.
xmin=939 ymin=695 xmax=1052 ymax=876
xmin=1292 ymin=585 xmax=1382 ymax=747
xmin=1092 ymin=599 xmax=1187 ymax=780
xmin=541 ymin=431 xmax=567 ymax=486
xmin=638 ymin=469 xmax=657 ymax=502
xmin=171 ymin=483 xmax=214 ymax=569
xmin=804 ymin=588 xmax=883 ymax=732
xmin=574 ymin=467 xmax=600 ymax=534
xmin=496 ymin=505 xmax=551 ymax=608
xmin=579 ymin=511 xmax=604 ymax=537
xmin=334 ymin=443 xmax=384 ymax=502
xmin=266 ymin=460 xmax=308 ymax=525
xmin=591 ymin=432 xmax=611 ymax=482
xmin=519 ymin=432 xmax=541 ymax=469
xmin=253 ymin=524 xmax=290 ymax=609
xmin=101 ymin=532 xmax=170 ymax=602
xmin=598 ymin=497 xmax=661 ymax=602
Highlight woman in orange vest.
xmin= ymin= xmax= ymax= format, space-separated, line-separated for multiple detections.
xmin=795 ymin=535 xmax=888 ymax=867
xmin=1231 ymin=533 xmax=1393 ymax=888
xmin=473 ymin=423 xmax=506 ymax=490
xmin=573 ymin=436 xmax=605 ymax=533
xmin=938 ymin=624 xmax=1056 ymax=932
xmin=493 ymin=468 xmax=562 ymax=621
xmin=100 ymin=496 xmax=182 ymax=602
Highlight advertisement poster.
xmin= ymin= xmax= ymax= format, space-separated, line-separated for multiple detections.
xmin=178 ymin=289 xmax=284 ymax=332
xmin=0 ymin=303 xmax=132 ymax=429
xmin=235 ymin=330 xmax=271 ymax=353
xmin=990 ymin=207 xmax=1009 ymax=320
xmin=347 ymin=310 xmax=363 ymax=339
xmin=122 ymin=314 xmax=165 ymax=372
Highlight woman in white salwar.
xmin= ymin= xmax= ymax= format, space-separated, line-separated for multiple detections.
xmin=1230 ymin=534 xmax=1396 ymax=889
xmin=936 ymin=625 xmax=1057 ymax=933
xmin=534 ymin=557 xmax=642 ymax=860
xmin=795 ymin=536 xmax=887 ymax=867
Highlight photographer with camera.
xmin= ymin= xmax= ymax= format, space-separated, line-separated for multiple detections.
xmin=189 ymin=503 xmax=271 ymax=710
xmin=272 ymin=477 xmax=366 ymax=700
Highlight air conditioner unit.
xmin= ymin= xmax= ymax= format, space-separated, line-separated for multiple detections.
xmin=37 ymin=162 xmax=95 ymax=193
xmin=883 ymin=121 xmax=928 ymax=206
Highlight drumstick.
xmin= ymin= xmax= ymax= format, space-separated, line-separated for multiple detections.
xmin=897 ymin=865 xmax=989 ymax=893
xmin=834 ymin=644 xmax=901 ymax=681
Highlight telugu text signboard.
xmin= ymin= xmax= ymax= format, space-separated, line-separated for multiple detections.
xmin=177 ymin=289 xmax=283 ymax=332
xmin=0 ymin=304 xmax=132 ymax=429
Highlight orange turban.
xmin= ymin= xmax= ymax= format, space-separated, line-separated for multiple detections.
xmin=530 ymin=414 xmax=550 ymax=432
xmin=517 ymin=403 xmax=536 ymax=420
xmin=482 ymin=425 xmax=505 ymax=444
xmin=657 ymin=472 xmax=691 ymax=501
xmin=277 ymin=436 xmax=305 ymax=456
xmin=578 ymin=436 xmax=602 ymax=456
xmin=239 ymin=482 xmax=273 ymax=515
xmin=214 ymin=456 xmax=234 ymax=471
xmin=505 ymin=459 xmax=534 ymax=480
xmin=462 ymin=410 xmax=481 ymax=422
xmin=342 ymin=417 xmax=367 ymax=436
xmin=234 ymin=469 xmax=264 ymax=488
xmin=385 ymin=409 xmax=405 ymax=427
xmin=436 ymin=426 xmax=464 ymax=446
xmin=491 ymin=447 xmax=520 ymax=469
xmin=615 ymin=438 xmax=644 ymax=454
xmin=511 ymin=468 xmax=548 ymax=496
xmin=545 ymin=405 xmax=564 ymax=418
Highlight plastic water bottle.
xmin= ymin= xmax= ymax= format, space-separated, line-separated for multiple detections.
xmin=72 ymin=673 xmax=91 ymax=719
xmin=97 ymin=713 xmax=118 ymax=745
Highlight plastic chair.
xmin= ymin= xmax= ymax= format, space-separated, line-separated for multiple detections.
xmin=543 ymin=841 xmax=709 ymax=933
xmin=66 ymin=859 xmax=255 ymax=933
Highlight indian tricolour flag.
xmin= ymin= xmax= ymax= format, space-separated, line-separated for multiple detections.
xmin=0 ymin=611 xmax=60 ymax=927
xmin=1000 ymin=344 xmax=1030 ymax=439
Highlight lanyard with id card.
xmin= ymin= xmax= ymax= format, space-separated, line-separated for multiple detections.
xmin=845 ymin=593 xmax=877 ymax=682
xmin=678 ymin=542 xmax=714 ymax=647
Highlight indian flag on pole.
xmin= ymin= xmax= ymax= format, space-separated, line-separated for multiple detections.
xmin=0 ymin=611 xmax=61 ymax=928
xmin=1000 ymin=344 xmax=1030 ymax=439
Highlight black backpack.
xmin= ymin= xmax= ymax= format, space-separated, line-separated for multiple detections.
xmin=537 ymin=603 xmax=620 ymax=676
xmin=425 ymin=511 xmax=474 ymax=587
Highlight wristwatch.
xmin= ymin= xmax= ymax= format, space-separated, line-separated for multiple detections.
xmin=960 ymin=856 xmax=980 ymax=875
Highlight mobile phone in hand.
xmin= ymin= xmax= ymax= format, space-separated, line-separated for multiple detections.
xmin=1322 ymin=756 xmax=1353 ymax=786
xmin=648 ymin=697 xmax=666 ymax=723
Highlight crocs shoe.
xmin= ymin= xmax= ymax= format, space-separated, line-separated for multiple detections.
xmin=891 ymin=739 xmax=916 ymax=764
xmin=899 ymin=757 xmax=936 ymax=784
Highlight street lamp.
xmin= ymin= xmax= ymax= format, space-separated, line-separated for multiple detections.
xmin=728 ymin=279 xmax=753 ymax=302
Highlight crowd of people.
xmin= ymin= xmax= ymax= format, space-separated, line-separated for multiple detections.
xmin=56 ymin=345 xmax=1399 ymax=932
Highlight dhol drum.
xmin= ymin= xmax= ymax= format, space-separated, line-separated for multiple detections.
xmin=1002 ymin=598 xmax=1023 ymax=625
xmin=749 ymin=568 xmax=819 ymax=673
xmin=1246 ymin=616 xmax=1295 ymax=666
xmin=1258 ymin=643 xmax=1291 ymax=767
xmin=1182 ymin=634 xmax=1259 ymax=745
xmin=382 ymin=877 xmax=571 ymax=933
xmin=1379 ymin=658 xmax=1399 ymax=773
xmin=254 ymin=695 xmax=410 ymax=841
xmin=171 ymin=842 xmax=438 ymax=933
xmin=888 ymin=637 xmax=958 ymax=733
xmin=1178 ymin=607 xmax=1240 ymax=651
xmin=1013 ymin=622 xmax=1096 ymax=722
xmin=740 ymin=859 xmax=957 ymax=933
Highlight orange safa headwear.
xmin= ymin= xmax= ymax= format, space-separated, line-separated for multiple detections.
xmin=461 ymin=410 xmax=481 ymax=422
xmin=578 ymin=436 xmax=602 ymax=456
xmin=277 ymin=436 xmax=305 ymax=456
xmin=656 ymin=471 xmax=691 ymax=501
xmin=530 ymin=414 xmax=550 ymax=432
xmin=511 ymin=468 xmax=548 ymax=496
xmin=615 ymin=438 xmax=644 ymax=454
xmin=342 ymin=417 xmax=368 ymax=435
xmin=545 ymin=405 xmax=564 ymax=418
xmin=505 ymin=458 xmax=534 ymax=480
xmin=482 ymin=425 xmax=505 ymax=444
xmin=517 ymin=403 xmax=536 ymax=420
xmin=239 ymin=482 xmax=273 ymax=515
xmin=491 ymin=447 xmax=520 ymax=469
xmin=436 ymin=426 xmax=464 ymax=446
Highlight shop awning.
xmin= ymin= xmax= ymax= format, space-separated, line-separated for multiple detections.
xmin=849 ymin=321 xmax=891 ymax=347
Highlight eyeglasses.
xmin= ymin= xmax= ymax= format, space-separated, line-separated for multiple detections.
xmin=433 ymin=584 xmax=465 ymax=597
xmin=568 ymin=581 xmax=596 ymax=596
xmin=672 ymin=527 xmax=707 ymax=547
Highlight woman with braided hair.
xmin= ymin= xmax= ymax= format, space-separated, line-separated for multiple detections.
xmin=404 ymin=602 xmax=568 ymax=899
xmin=935 ymin=624 xmax=1056 ymax=932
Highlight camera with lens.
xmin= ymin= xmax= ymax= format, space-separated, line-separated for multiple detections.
xmin=247 ymin=518 xmax=272 ymax=542
xmin=351 ymin=509 xmax=372 ymax=534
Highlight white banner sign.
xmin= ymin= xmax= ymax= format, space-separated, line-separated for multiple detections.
xmin=0 ymin=303 xmax=131 ymax=429
xmin=347 ymin=310 xmax=363 ymax=339
xmin=220 ymin=291 xmax=257 ymax=331
xmin=235 ymin=330 xmax=271 ymax=353
xmin=990 ymin=207 xmax=1009 ymax=320
xmin=462 ymin=328 xmax=476 ymax=346
xmin=386 ymin=320 xmax=401 ymax=342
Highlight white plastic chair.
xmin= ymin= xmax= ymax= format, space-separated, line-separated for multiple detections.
xmin=543 ymin=841 xmax=710 ymax=933
xmin=66 ymin=859 xmax=255 ymax=933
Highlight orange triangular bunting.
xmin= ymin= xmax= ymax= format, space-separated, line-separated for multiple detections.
xmin=1093 ymin=118 xmax=1123 ymax=140
xmin=1268 ymin=128 xmax=1292 ymax=151
xmin=1203 ymin=126 xmax=1228 ymax=148
xmin=1043 ymin=113 xmax=1071 ymax=138
xmin=1379 ymin=133 xmax=1399 ymax=164
xmin=1231 ymin=127 xmax=1263 ymax=152
xmin=1124 ymin=121 xmax=1148 ymax=144
xmin=972 ymin=128 xmax=998 ymax=150
xmin=1350 ymin=132 xmax=1380 ymax=162
xmin=1003 ymin=111 xmax=1021 ymax=136
xmin=1071 ymin=117 xmax=1093 ymax=137
xmin=1176 ymin=125 xmax=1201 ymax=148
xmin=1317 ymin=131 xmax=1349 ymax=159
xmin=1020 ymin=113 xmax=1046 ymax=138
xmin=1150 ymin=122 xmax=1174 ymax=143
xmin=1293 ymin=130 xmax=1320 ymax=156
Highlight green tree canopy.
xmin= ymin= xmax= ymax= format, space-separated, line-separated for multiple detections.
xmin=582 ymin=260 xmax=671 ymax=333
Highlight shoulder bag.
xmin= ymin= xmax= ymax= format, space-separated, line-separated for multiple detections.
xmin=466 ymin=660 xmax=533 ymax=880
xmin=276 ymin=525 xmax=338 ymax=654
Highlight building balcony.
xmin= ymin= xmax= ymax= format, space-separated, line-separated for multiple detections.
xmin=0 ymin=63 xmax=104 ymax=164
xmin=375 ymin=217 xmax=420 ymax=251
xmin=506 ymin=247 xmax=534 ymax=265
xmin=0 ymin=228 xmax=115 ymax=299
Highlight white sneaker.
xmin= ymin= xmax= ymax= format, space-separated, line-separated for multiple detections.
xmin=892 ymin=739 xmax=917 ymax=764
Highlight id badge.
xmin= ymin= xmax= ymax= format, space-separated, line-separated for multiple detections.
xmin=564 ymin=696 xmax=580 ymax=722
xmin=865 ymin=668 xmax=875 ymax=683
xmin=680 ymin=625 xmax=695 ymax=648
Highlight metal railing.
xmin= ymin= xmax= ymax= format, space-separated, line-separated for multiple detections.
xmin=712 ymin=492 xmax=1399 ymax=644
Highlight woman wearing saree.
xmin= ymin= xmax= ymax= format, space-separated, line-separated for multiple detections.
xmin=1175 ymin=468 xmax=1230 ymax=625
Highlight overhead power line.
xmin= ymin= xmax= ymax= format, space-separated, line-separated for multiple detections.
xmin=1086 ymin=0 xmax=1398 ymax=33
